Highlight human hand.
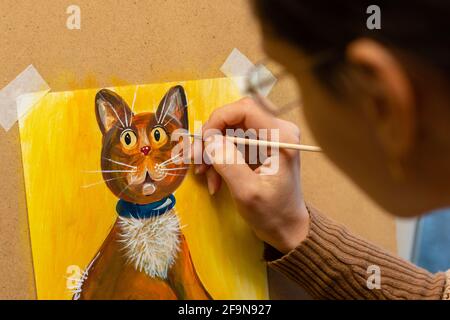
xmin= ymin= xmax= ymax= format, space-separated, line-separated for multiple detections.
xmin=193 ymin=98 xmax=310 ymax=253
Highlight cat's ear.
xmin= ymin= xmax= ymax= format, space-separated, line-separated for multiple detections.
xmin=95 ymin=89 xmax=133 ymax=134
xmin=155 ymin=85 xmax=188 ymax=130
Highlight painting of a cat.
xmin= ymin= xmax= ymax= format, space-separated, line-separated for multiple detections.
xmin=75 ymin=85 xmax=211 ymax=299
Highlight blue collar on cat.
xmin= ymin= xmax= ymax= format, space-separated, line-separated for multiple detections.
xmin=116 ymin=194 xmax=176 ymax=219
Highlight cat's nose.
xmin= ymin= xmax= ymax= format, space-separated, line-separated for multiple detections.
xmin=140 ymin=146 xmax=150 ymax=156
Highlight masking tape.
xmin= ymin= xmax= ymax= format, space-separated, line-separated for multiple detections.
xmin=220 ymin=48 xmax=276 ymax=97
xmin=0 ymin=65 xmax=50 ymax=131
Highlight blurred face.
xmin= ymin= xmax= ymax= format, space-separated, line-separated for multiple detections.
xmin=261 ymin=32 xmax=450 ymax=217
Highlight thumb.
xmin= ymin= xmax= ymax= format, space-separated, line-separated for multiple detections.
xmin=204 ymin=135 xmax=257 ymax=192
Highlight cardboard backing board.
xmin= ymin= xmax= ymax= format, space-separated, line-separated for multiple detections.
xmin=0 ymin=0 xmax=396 ymax=299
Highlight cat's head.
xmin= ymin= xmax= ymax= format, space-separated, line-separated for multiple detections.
xmin=95 ymin=86 xmax=188 ymax=204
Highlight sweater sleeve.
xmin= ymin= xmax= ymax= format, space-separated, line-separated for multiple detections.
xmin=266 ymin=205 xmax=447 ymax=300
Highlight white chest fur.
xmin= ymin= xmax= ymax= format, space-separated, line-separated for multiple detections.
xmin=117 ymin=209 xmax=181 ymax=279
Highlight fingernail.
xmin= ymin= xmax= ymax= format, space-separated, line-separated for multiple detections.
xmin=204 ymin=136 xmax=223 ymax=163
xmin=205 ymin=143 xmax=217 ymax=161
xmin=204 ymin=135 xmax=214 ymax=145
xmin=207 ymin=147 xmax=216 ymax=159
xmin=207 ymin=178 xmax=215 ymax=195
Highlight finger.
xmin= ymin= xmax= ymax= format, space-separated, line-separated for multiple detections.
xmin=202 ymin=98 xmax=280 ymax=138
xmin=272 ymin=118 xmax=302 ymax=160
xmin=203 ymin=99 xmax=301 ymax=150
xmin=195 ymin=163 xmax=209 ymax=175
xmin=204 ymin=135 xmax=258 ymax=193
xmin=275 ymin=118 xmax=301 ymax=141
xmin=206 ymin=166 xmax=222 ymax=195
xmin=191 ymin=137 xmax=209 ymax=174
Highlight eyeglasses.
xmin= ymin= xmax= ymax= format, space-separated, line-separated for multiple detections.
xmin=244 ymin=53 xmax=333 ymax=116
xmin=245 ymin=59 xmax=298 ymax=116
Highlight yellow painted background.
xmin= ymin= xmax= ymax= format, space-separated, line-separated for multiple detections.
xmin=18 ymin=78 xmax=268 ymax=300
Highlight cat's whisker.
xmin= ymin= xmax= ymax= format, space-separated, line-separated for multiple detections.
xmin=158 ymin=167 xmax=190 ymax=171
xmin=163 ymin=117 xmax=174 ymax=127
xmin=81 ymin=176 xmax=126 ymax=188
xmin=158 ymin=159 xmax=190 ymax=168
xmin=166 ymin=95 xmax=177 ymax=123
xmin=159 ymin=94 xmax=176 ymax=124
xmin=124 ymin=105 xmax=128 ymax=127
xmin=113 ymin=124 xmax=124 ymax=130
xmin=158 ymin=159 xmax=185 ymax=167
xmin=163 ymin=172 xmax=186 ymax=177
xmin=83 ymin=170 xmax=137 ymax=173
xmin=163 ymin=160 xmax=195 ymax=167
xmin=157 ymin=92 xmax=169 ymax=124
xmin=118 ymin=182 xmax=132 ymax=197
xmin=158 ymin=153 xmax=183 ymax=166
xmin=159 ymin=96 xmax=173 ymax=124
xmin=130 ymin=85 xmax=139 ymax=126
xmin=102 ymin=158 xmax=137 ymax=169
xmin=107 ymin=103 xmax=126 ymax=128
xmin=161 ymin=153 xmax=193 ymax=166
xmin=164 ymin=116 xmax=183 ymax=127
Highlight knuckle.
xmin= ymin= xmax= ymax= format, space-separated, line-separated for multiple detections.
xmin=237 ymin=185 xmax=260 ymax=205
xmin=208 ymin=107 xmax=222 ymax=122
xmin=282 ymin=121 xmax=301 ymax=144
xmin=290 ymin=131 xmax=301 ymax=144
xmin=290 ymin=123 xmax=301 ymax=140
xmin=285 ymin=120 xmax=301 ymax=137
xmin=238 ymin=97 xmax=260 ymax=112
xmin=239 ymin=97 xmax=256 ymax=107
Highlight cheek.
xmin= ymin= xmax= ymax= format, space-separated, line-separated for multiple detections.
xmin=103 ymin=142 xmax=133 ymax=159
xmin=161 ymin=175 xmax=185 ymax=191
xmin=119 ymin=143 xmax=140 ymax=155
xmin=301 ymin=79 xmax=391 ymax=196
xmin=300 ymin=81 xmax=348 ymax=150
xmin=304 ymin=101 xmax=340 ymax=146
xmin=300 ymin=78 xmax=368 ymax=165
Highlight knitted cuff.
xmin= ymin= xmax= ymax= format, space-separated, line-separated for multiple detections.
xmin=443 ymin=270 xmax=450 ymax=300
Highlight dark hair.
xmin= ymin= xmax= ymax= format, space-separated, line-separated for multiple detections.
xmin=254 ymin=1 xmax=450 ymax=90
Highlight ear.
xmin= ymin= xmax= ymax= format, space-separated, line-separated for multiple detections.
xmin=347 ymin=38 xmax=416 ymax=160
xmin=95 ymin=89 xmax=133 ymax=134
xmin=155 ymin=85 xmax=188 ymax=130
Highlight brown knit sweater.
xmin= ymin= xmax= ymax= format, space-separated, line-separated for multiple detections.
xmin=265 ymin=206 xmax=450 ymax=300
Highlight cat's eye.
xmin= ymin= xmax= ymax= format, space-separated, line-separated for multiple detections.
xmin=150 ymin=127 xmax=168 ymax=148
xmin=120 ymin=129 xmax=137 ymax=150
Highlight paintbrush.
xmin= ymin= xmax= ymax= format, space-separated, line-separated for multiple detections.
xmin=186 ymin=133 xmax=322 ymax=153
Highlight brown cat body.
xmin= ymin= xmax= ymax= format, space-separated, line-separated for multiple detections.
xmin=77 ymin=217 xmax=210 ymax=299
xmin=76 ymin=86 xmax=210 ymax=300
